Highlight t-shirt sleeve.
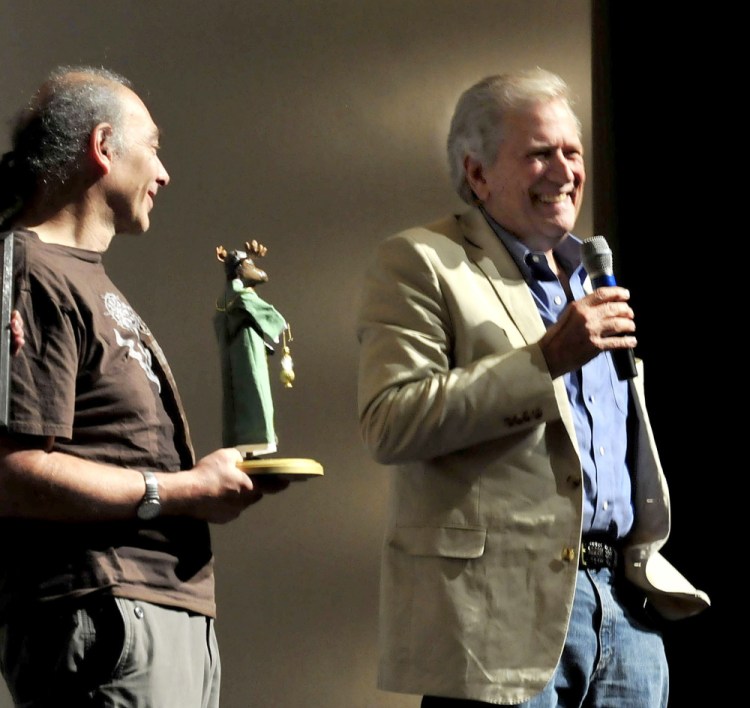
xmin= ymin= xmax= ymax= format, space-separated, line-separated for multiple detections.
xmin=7 ymin=274 xmax=78 ymax=439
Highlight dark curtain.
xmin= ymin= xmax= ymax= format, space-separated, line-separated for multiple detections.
xmin=592 ymin=2 xmax=727 ymax=704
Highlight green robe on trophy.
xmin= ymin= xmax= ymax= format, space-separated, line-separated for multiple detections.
xmin=214 ymin=241 xmax=287 ymax=458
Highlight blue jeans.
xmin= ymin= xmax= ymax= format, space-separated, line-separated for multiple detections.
xmin=422 ymin=568 xmax=668 ymax=707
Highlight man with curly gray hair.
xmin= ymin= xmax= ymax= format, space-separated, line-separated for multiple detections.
xmin=357 ymin=68 xmax=709 ymax=706
xmin=0 ymin=65 xmax=287 ymax=706
xmin=0 ymin=66 xmax=131 ymax=228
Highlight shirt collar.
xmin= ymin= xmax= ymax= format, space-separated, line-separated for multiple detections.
xmin=480 ymin=208 xmax=585 ymax=285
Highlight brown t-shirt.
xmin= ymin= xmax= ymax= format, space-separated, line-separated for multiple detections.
xmin=0 ymin=230 xmax=215 ymax=618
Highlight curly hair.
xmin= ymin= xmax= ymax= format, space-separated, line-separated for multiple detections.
xmin=0 ymin=65 xmax=132 ymax=226
xmin=446 ymin=68 xmax=581 ymax=205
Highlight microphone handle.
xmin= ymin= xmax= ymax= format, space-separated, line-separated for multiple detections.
xmin=591 ymin=273 xmax=638 ymax=380
xmin=611 ymin=345 xmax=637 ymax=381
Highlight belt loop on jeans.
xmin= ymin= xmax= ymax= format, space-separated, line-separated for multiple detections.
xmin=579 ymin=538 xmax=619 ymax=570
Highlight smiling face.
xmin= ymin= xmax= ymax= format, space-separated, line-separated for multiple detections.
xmin=466 ymin=98 xmax=585 ymax=252
xmin=106 ymin=88 xmax=170 ymax=234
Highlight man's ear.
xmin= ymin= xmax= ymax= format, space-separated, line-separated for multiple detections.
xmin=464 ymin=155 xmax=488 ymax=202
xmin=90 ymin=123 xmax=115 ymax=174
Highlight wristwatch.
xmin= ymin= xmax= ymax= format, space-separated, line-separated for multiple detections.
xmin=136 ymin=470 xmax=161 ymax=520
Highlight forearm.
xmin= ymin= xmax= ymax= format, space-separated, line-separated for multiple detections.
xmin=0 ymin=437 xmax=281 ymax=524
xmin=357 ymin=232 xmax=563 ymax=464
xmin=0 ymin=441 xmax=152 ymax=521
xmin=358 ymin=341 xmax=560 ymax=464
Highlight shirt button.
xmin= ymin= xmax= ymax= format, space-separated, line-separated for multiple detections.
xmin=554 ymin=295 xmax=563 ymax=305
xmin=602 ymin=501 xmax=609 ymax=510
xmin=599 ymin=446 xmax=606 ymax=456
xmin=134 ymin=605 xmax=144 ymax=620
xmin=561 ymin=547 xmax=576 ymax=563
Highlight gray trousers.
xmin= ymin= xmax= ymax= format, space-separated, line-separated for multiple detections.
xmin=0 ymin=594 xmax=221 ymax=707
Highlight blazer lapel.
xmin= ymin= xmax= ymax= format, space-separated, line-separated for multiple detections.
xmin=457 ymin=209 xmax=547 ymax=345
xmin=455 ymin=209 xmax=579 ymax=451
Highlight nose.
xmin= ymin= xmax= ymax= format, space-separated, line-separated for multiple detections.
xmin=157 ymin=157 xmax=170 ymax=187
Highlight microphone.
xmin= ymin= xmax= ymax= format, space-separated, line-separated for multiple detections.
xmin=581 ymin=235 xmax=637 ymax=380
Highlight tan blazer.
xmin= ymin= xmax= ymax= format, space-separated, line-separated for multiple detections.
xmin=356 ymin=208 xmax=709 ymax=704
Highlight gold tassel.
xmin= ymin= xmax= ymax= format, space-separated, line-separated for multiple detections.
xmin=280 ymin=325 xmax=295 ymax=388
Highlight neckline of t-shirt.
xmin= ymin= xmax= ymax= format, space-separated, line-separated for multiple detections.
xmin=13 ymin=228 xmax=104 ymax=264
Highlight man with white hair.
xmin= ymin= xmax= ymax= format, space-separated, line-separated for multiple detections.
xmin=357 ymin=68 xmax=709 ymax=706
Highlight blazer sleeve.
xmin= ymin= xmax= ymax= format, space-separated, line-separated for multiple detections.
xmin=356 ymin=228 xmax=562 ymax=464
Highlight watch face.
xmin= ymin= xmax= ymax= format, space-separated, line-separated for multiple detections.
xmin=137 ymin=500 xmax=161 ymax=520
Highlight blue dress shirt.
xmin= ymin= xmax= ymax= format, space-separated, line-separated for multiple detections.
xmin=483 ymin=213 xmax=634 ymax=540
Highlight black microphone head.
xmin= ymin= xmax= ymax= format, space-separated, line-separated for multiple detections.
xmin=581 ymin=235 xmax=613 ymax=278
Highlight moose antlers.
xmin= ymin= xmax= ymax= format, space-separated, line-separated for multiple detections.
xmin=216 ymin=240 xmax=268 ymax=263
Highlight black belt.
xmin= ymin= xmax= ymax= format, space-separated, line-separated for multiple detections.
xmin=579 ymin=539 xmax=619 ymax=570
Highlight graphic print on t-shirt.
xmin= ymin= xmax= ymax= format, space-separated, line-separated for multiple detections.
xmin=102 ymin=292 xmax=161 ymax=392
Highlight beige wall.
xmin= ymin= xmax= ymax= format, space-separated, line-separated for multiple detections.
xmin=0 ymin=2 xmax=591 ymax=706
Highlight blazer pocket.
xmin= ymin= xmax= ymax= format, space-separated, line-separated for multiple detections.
xmin=389 ymin=525 xmax=487 ymax=559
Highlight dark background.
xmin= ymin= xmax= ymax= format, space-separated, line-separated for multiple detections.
xmin=593 ymin=2 xmax=725 ymax=703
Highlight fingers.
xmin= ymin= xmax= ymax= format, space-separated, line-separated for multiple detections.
xmin=539 ymin=287 xmax=637 ymax=378
xmin=223 ymin=446 xmax=244 ymax=466
xmin=187 ymin=448 xmax=270 ymax=522
xmin=588 ymin=291 xmax=636 ymax=344
xmin=9 ymin=310 xmax=25 ymax=355
xmin=585 ymin=286 xmax=632 ymax=310
xmin=589 ymin=285 xmax=630 ymax=300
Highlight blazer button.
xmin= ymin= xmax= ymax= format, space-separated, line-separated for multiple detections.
xmin=561 ymin=547 xmax=576 ymax=563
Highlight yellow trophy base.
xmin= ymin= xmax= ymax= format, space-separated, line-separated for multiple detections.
xmin=237 ymin=457 xmax=324 ymax=481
